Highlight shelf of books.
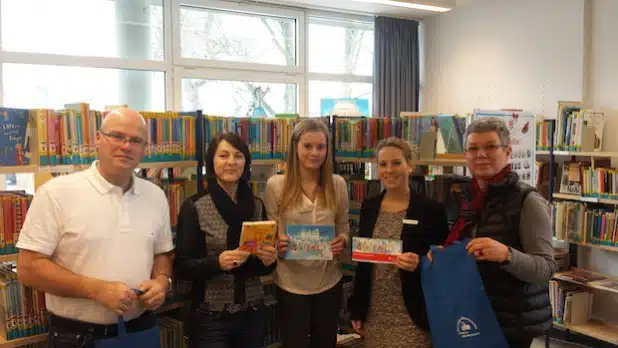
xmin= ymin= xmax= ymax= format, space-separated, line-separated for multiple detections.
xmin=0 ymin=161 xmax=199 ymax=175
xmin=0 ymin=255 xmax=17 ymax=263
xmin=537 ymin=150 xmax=618 ymax=158
xmin=552 ymin=200 xmax=618 ymax=252
xmin=551 ymin=192 xmax=618 ymax=205
xmin=156 ymin=301 xmax=185 ymax=314
xmin=0 ymin=333 xmax=47 ymax=348
xmin=0 ymin=105 xmax=204 ymax=348
xmin=0 ymin=106 xmax=199 ymax=170
xmin=332 ymin=114 xmax=467 ymax=166
xmin=554 ymin=268 xmax=618 ymax=295
xmin=335 ymin=156 xmax=467 ymax=167
xmin=550 ymin=269 xmax=618 ymax=346
xmin=554 ymin=320 xmax=618 ymax=346
xmin=537 ymin=104 xmax=618 ymax=346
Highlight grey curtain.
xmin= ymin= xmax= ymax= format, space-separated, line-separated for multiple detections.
xmin=374 ymin=17 xmax=420 ymax=118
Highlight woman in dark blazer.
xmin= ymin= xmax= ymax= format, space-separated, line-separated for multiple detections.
xmin=348 ymin=137 xmax=450 ymax=348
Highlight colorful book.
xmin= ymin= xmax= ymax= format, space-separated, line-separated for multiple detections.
xmin=0 ymin=108 xmax=31 ymax=166
xmin=285 ymin=225 xmax=335 ymax=260
xmin=352 ymin=237 xmax=402 ymax=264
xmin=239 ymin=221 xmax=277 ymax=254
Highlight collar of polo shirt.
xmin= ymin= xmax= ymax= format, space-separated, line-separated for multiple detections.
xmin=87 ymin=160 xmax=142 ymax=195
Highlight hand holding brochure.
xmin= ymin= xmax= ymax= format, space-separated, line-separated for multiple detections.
xmin=352 ymin=237 xmax=402 ymax=264
xmin=285 ymin=225 xmax=335 ymax=260
xmin=239 ymin=221 xmax=277 ymax=254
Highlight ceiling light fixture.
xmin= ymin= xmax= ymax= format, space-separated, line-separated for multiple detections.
xmin=351 ymin=0 xmax=451 ymax=12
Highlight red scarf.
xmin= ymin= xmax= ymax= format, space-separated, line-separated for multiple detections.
xmin=444 ymin=165 xmax=512 ymax=246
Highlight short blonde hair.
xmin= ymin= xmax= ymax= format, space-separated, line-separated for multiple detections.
xmin=375 ymin=137 xmax=413 ymax=161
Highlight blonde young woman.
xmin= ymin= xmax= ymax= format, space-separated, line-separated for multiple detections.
xmin=348 ymin=137 xmax=450 ymax=348
xmin=263 ymin=119 xmax=350 ymax=348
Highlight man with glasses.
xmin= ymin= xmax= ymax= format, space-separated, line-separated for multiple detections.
xmin=438 ymin=117 xmax=556 ymax=348
xmin=16 ymin=108 xmax=174 ymax=348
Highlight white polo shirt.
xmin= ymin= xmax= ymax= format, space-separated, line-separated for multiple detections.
xmin=16 ymin=161 xmax=174 ymax=324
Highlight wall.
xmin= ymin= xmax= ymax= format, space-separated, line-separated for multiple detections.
xmin=586 ymin=0 xmax=618 ymax=152
xmin=421 ymin=0 xmax=585 ymax=119
xmin=579 ymin=0 xmax=618 ymax=300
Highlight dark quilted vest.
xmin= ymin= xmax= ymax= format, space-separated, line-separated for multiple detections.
xmin=459 ymin=172 xmax=553 ymax=340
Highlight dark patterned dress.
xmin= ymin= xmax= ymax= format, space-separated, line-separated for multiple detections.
xmin=363 ymin=210 xmax=432 ymax=348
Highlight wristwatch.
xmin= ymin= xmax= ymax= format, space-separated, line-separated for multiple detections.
xmin=158 ymin=274 xmax=173 ymax=293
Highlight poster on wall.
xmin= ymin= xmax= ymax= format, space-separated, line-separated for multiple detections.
xmin=320 ymin=98 xmax=369 ymax=117
xmin=473 ymin=109 xmax=536 ymax=186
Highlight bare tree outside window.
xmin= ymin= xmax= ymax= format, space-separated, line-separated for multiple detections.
xmin=176 ymin=8 xmax=373 ymax=117
xmin=179 ymin=8 xmax=298 ymax=116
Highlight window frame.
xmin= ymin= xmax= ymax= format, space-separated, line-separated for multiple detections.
xmin=172 ymin=0 xmax=306 ymax=75
xmin=0 ymin=0 xmax=174 ymax=109
xmin=0 ymin=0 xmax=374 ymax=116
xmin=306 ymin=11 xmax=375 ymax=80
xmin=305 ymin=10 xmax=374 ymax=116
xmin=173 ymin=66 xmax=305 ymax=115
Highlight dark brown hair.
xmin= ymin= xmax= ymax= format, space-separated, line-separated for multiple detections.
xmin=204 ymin=132 xmax=252 ymax=182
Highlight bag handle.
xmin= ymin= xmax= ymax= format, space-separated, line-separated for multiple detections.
xmin=115 ymin=288 xmax=143 ymax=337
xmin=427 ymin=239 xmax=470 ymax=266
xmin=116 ymin=316 xmax=127 ymax=337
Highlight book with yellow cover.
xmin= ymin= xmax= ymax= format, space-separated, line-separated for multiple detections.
xmin=239 ymin=221 xmax=277 ymax=254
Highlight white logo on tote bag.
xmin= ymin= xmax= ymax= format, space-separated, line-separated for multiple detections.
xmin=457 ymin=317 xmax=480 ymax=338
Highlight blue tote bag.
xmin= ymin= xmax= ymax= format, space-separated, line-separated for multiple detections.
xmin=420 ymin=240 xmax=508 ymax=348
xmin=94 ymin=316 xmax=161 ymax=348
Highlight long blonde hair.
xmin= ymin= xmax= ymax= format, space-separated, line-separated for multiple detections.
xmin=280 ymin=118 xmax=336 ymax=214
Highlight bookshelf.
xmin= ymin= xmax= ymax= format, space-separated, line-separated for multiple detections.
xmin=551 ymin=192 xmax=618 ymax=205
xmin=537 ymin=118 xmax=618 ymax=347
xmin=0 ymin=334 xmax=47 ymax=348
xmin=0 ymin=166 xmax=39 ymax=174
xmin=569 ymin=242 xmax=618 ymax=254
xmin=0 ymin=255 xmax=17 ymax=263
xmin=554 ymin=320 xmax=618 ymax=346
xmin=554 ymin=269 xmax=618 ymax=295
xmin=252 ymin=159 xmax=283 ymax=166
xmin=0 ymin=161 xmax=199 ymax=175
xmin=0 ymin=106 xmax=204 ymax=348
xmin=537 ymin=150 xmax=618 ymax=158
xmin=156 ymin=302 xmax=185 ymax=314
xmin=335 ymin=157 xmax=466 ymax=167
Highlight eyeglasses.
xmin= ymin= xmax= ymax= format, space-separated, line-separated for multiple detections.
xmin=99 ymin=131 xmax=145 ymax=147
xmin=465 ymin=144 xmax=506 ymax=155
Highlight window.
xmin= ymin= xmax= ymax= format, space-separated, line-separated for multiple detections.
xmin=309 ymin=17 xmax=374 ymax=76
xmin=179 ymin=4 xmax=298 ymax=68
xmin=308 ymin=81 xmax=372 ymax=117
xmin=1 ymin=0 xmax=164 ymax=61
xmin=4 ymin=174 xmax=16 ymax=190
xmin=182 ymin=78 xmax=297 ymax=117
xmin=0 ymin=1 xmax=375 ymax=121
xmin=2 ymin=63 xmax=166 ymax=111
xmin=307 ymin=16 xmax=374 ymax=117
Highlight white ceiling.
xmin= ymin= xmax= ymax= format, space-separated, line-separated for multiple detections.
xmin=252 ymin=0 xmax=460 ymax=19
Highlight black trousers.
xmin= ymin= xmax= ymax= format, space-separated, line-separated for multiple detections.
xmin=507 ymin=337 xmax=533 ymax=348
xmin=47 ymin=312 xmax=156 ymax=348
xmin=276 ymin=280 xmax=343 ymax=348
xmin=187 ymin=305 xmax=265 ymax=348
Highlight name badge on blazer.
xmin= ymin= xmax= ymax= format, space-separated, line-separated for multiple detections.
xmin=402 ymin=219 xmax=419 ymax=225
